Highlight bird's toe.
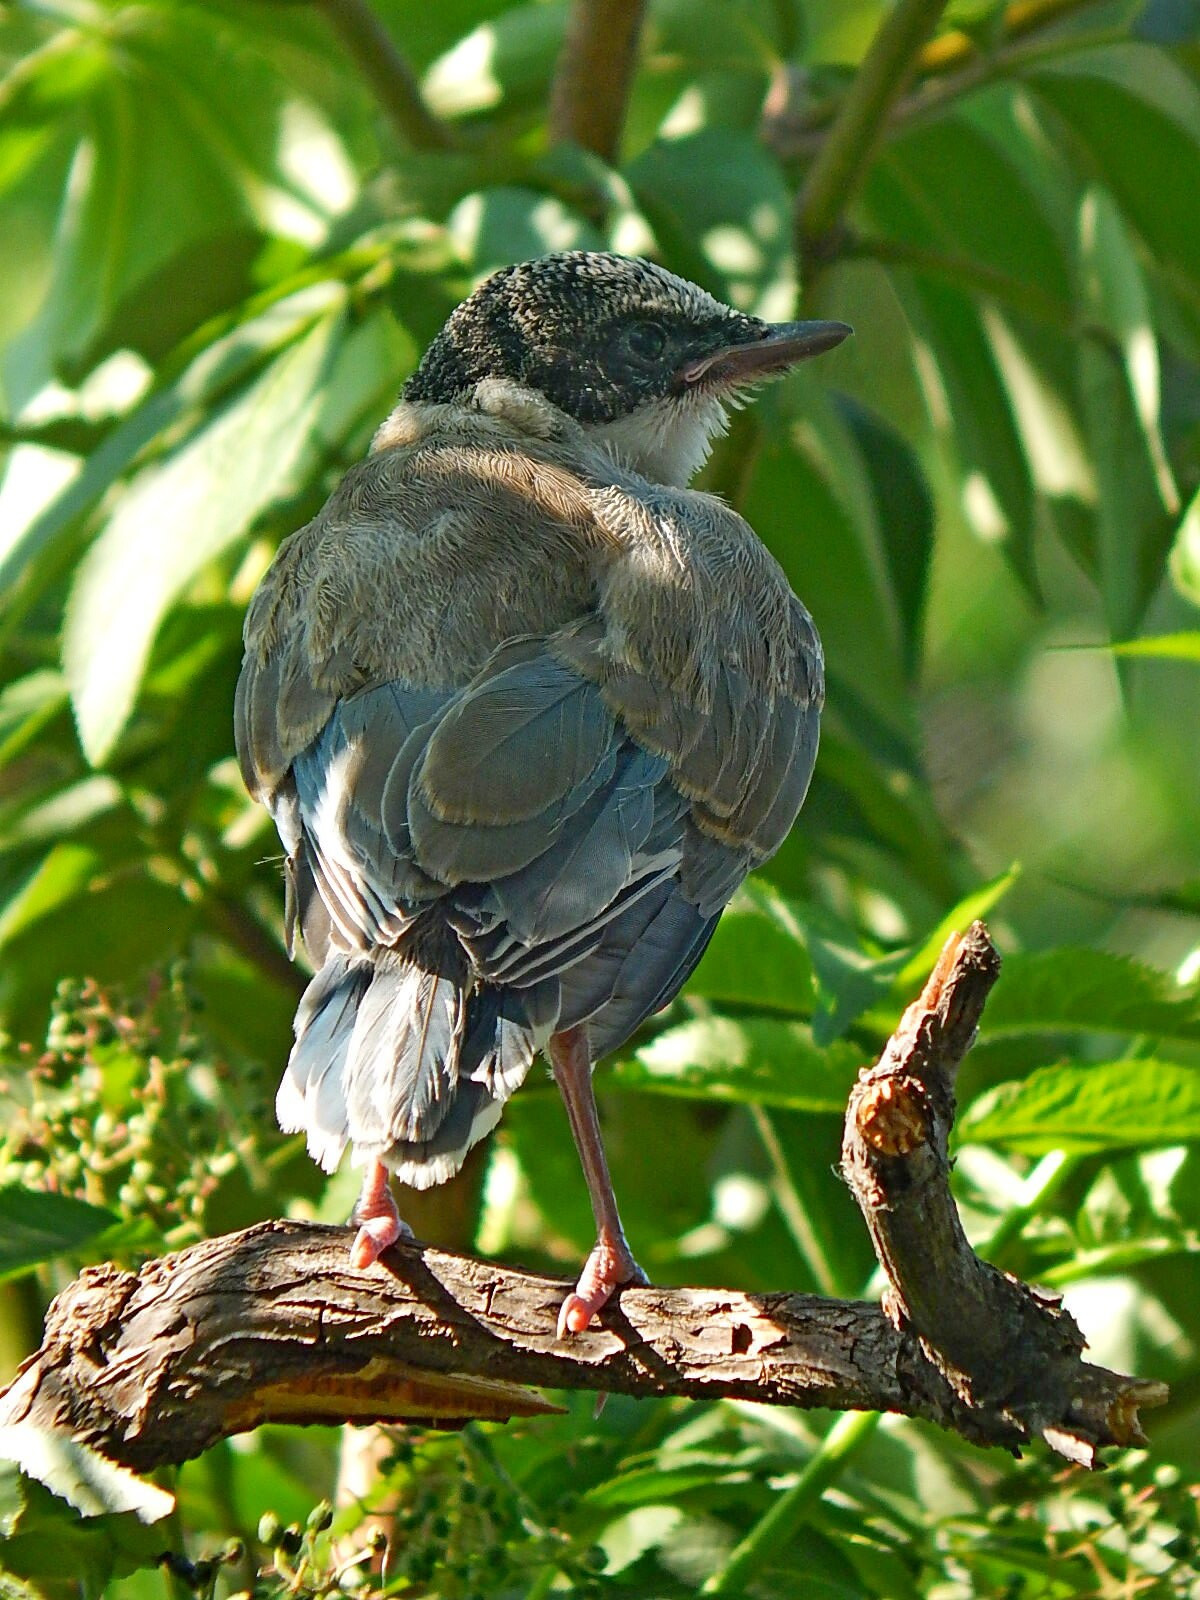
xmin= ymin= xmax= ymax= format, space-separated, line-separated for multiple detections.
xmin=556 ymin=1236 xmax=648 ymax=1337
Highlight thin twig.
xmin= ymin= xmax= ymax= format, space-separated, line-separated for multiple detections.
xmin=547 ymin=0 xmax=648 ymax=163
xmin=768 ymin=0 xmax=1105 ymax=160
xmin=312 ymin=0 xmax=453 ymax=151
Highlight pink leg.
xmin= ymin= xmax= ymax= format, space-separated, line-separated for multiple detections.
xmin=349 ymin=1159 xmax=411 ymax=1270
xmin=549 ymin=1027 xmax=647 ymax=1337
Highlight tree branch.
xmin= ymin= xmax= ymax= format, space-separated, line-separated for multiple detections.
xmin=312 ymin=0 xmax=453 ymax=151
xmin=0 ymin=923 xmax=1165 ymax=1474
xmin=766 ymin=0 xmax=1105 ymax=163
xmin=548 ymin=0 xmax=648 ymax=163
xmin=797 ymin=0 xmax=952 ymax=257
xmin=842 ymin=922 xmax=1166 ymax=1466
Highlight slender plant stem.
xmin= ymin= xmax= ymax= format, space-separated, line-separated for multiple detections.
xmin=312 ymin=0 xmax=452 ymax=151
xmin=548 ymin=0 xmax=648 ymax=162
xmin=798 ymin=0 xmax=953 ymax=250
xmin=751 ymin=1104 xmax=843 ymax=1298
xmin=700 ymin=1410 xmax=881 ymax=1595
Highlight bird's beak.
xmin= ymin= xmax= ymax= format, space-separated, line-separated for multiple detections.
xmin=677 ymin=319 xmax=853 ymax=389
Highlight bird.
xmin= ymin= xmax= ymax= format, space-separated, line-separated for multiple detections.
xmin=235 ymin=250 xmax=850 ymax=1337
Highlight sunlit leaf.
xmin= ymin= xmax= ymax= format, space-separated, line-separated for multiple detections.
xmin=63 ymin=308 xmax=346 ymax=765
xmin=961 ymin=1060 xmax=1200 ymax=1153
xmin=614 ymin=1016 xmax=861 ymax=1110
xmin=979 ymin=949 xmax=1200 ymax=1041
xmin=625 ymin=129 xmax=795 ymax=315
xmin=0 ymin=1426 xmax=173 ymax=1523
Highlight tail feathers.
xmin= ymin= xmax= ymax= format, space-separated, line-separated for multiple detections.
xmin=344 ymin=948 xmax=468 ymax=1148
xmin=278 ymin=954 xmax=370 ymax=1173
xmin=277 ymin=944 xmax=548 ymax=1186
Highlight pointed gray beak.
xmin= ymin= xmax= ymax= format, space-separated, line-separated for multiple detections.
xmin=678 ymin=319 xmax=853 ymax=388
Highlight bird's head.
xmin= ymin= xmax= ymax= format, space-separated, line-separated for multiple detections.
xmin=402 ymin=251 xmax=851 ymax=486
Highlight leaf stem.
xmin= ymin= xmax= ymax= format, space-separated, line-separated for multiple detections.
xmin=750 ymin=1104 xmax=843 ymax=1297
xmin=798 ymin=0 xmax=953 ymax=252
xmin=700 ymin=1410 xmax=880 ymax=1594
xmin=311 ymin=0 xmax=453 ymax=151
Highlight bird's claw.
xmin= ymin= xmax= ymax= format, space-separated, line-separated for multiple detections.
xmin=556 ymin=1239 xmax=648 ymax=1338
xmin=348 ymin=1167 xmax=413 ymax=1270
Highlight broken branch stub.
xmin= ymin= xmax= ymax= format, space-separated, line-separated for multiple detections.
xmin=841 ymin=920 xmax=1167 ymax=1466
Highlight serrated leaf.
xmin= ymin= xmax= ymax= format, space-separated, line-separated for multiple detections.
xmin=0 ymin=1426 xmax=173 ymax=1523
xmin=979 ymin=949 xmax=1200 ymax=1041
xmin=63 ymin=308 xmax=345 ymax=765
xmin=687 ymin=880 xmax=814 ymax=1016
xmin=961 ymin=1060 xmax=1200 ymax=1153
xmin=614 ymin=1017 xmax=861 ymax=1111
xmin=0 ymin=1186 xmax=118 ymax=1283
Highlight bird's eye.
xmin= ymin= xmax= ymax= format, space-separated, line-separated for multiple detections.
xmin=624 ymin=322 xmax=668 ymax=361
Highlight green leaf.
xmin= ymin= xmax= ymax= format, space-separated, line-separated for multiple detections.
xmin=1064 ymin=632 xmax=1200 ymax=661
xmin=979 ymin=949 xmax=1200 ymax=1042
xmin=446 ymin=187 xmax=604 ymax=277
xmin=0 ymin=1425 xmax=173 ymax=1523
xmin=834 ymin=396 xmax=934 ymax=678
xmin=896 ymin=276 xmax=1039 ymax=595
xmin=614 ymin=1017 xmax=861 ymax=1111
xmin=869 ymin=111 xmax=1074 ymax=309
xmin=0 ymin=844 xmax=100 ymax=951
xmin=625 ymin=130 xmax=795 ymax=315
xmin=62 ymin=307 xmax=345 ymax=765
xmin=1078 ymin=187 xmax=1178 ymax=513
xmin=687 ymin=880 xmax=815 ymax=1016
xmin=1028 ymin=42 xmax=1200 ymax=285
xmin=421 ymin=2 xmax=567 ymax=119
xmin=893 ymin=866 xmax=1020 ymax=991
xmin=0 ymin=1186 xmax=118 ymax=1284
xmin=1171 ymin=486 xmax=1200 ymax=608
xmin=1076 ymin=187 xmax=1178 ymax=635
xmin=961 ymin=1060 xmax=1200 ymax=1153
xmin=0 ymin=283 xmax=345 ymax=630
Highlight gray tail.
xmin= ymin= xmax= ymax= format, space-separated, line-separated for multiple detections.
xmin=277 ymin=928 xmax=546 ymax=1187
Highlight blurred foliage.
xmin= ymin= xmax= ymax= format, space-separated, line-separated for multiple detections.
xmin=1 ymin=0 xmax=1200 ymax=1592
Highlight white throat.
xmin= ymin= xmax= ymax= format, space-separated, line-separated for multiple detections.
xmin=585 ymin=392 xmax=732 ymax=487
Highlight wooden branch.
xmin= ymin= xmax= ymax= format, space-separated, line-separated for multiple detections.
xmin=313 ymin=0 xmax=453 ymax=151
xmin=548 ymin=0 xmax=648 ymax=163
xmin=842 ymin=922 xmax=1166 ymax=1466
xmin=0 ymin=923 xmax=1164 ymax=1473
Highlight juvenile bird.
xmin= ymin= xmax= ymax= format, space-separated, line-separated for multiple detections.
xmin=235 ymin=252 xmax=849 ymax=1335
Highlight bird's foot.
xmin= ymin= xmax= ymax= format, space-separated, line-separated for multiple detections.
xmin=349 ymin=1161 xmax=412 ymax=1270
xmin=557 ymin=1233 xmax=648 ymax=1338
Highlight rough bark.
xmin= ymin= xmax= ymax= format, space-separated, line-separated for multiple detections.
xmin=0 ymin=923 xmax=1165 ymax=1472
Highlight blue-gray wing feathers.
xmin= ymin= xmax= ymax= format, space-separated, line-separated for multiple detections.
xmin=239 ymin=629 xmax=817 ymax=1185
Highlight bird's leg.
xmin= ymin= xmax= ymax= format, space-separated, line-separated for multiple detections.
xmin=549 ymin=1026 xmax=648 ymax=1337
xmin=349 ymin=1159 xmax=411 ymax=1270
